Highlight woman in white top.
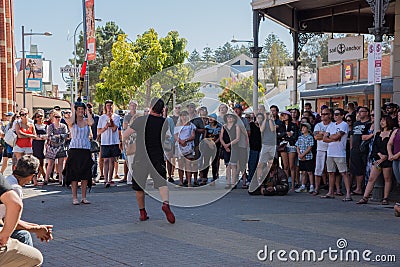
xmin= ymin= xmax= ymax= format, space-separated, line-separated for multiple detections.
xmin=64 ymin=99 xmax=94 ymax=205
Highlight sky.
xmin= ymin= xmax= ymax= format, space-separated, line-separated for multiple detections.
xmin=13 ymin=0 xmax=293 ymax=91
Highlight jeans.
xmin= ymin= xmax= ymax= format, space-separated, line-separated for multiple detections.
xmin=11 ymin=230 xmax=33 ymax=247
xmin=393 ymin=160 xmax=400 ymax=184
xmin=92 ymin=152 xmax=99 ymax=178
xmin=247 ymin=150 xmax=260 ymax=183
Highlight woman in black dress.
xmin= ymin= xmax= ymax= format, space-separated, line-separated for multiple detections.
xmin=32 ymin=110 xmax=47 ymax=185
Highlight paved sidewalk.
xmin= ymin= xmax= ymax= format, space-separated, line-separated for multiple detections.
xmin=19 ymin=180 xmax=399 ymax=267
xmin=3 ymin=160 xmax=399 ymax=266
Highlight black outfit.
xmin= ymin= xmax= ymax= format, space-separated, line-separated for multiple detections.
xmin=90 ymin=114 xmax=100 ymax=140
xmin=248 ymin=168 xmax=289 ymax=196
xmin=222 ymin=124 xmax=238 ymax=165
xmin=199 ymin=123 xmax=222 ymax=180
xmin=64 ymin=149 xmax=93 ymax=188
xmin=370 ymin=131 xmax=392 ymax=169
xmin=130 ymin=115 xmax=168 ymax=191
xmin=32 ymin=124 xmax=46 ymax=159
xmin=350 ymin=120 xmax=371 ymax=176
xmin=249 ymin=122 xmax=262 ymax=152
xmin=278 ymin=122 xmax=299 ymax=146
xmin=190 ymin=117 xmax=205 ymax=160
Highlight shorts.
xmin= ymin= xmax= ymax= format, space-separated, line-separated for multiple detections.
xmin=259 ymin=145 xmax=275 ymax=163
xmin=2 ymin=143 xmax=12 ymax=158
xmin=131 ymin=157 xmax=167 ymax=191
xmin=299 ymin=159 xmax=314 ymax=172
xmin=237 ymin=147 xmax=249 ymax=171
xmin=326 ymin=157 xmax=347 ymax=173
xmin=101 ymin=144 xmax=121 ymax=158
xmin=286 ymin=145 xmax=297 ymax=153
xmin=13 ymin=144 xmax=33 ymax=154
xmin=314 ymin=150 xmax=327 ymax=176
xmin=349 ymin=150 xmax=368 ymax=176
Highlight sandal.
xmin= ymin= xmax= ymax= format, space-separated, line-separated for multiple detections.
xmin=382 ymin=198 xmax=389 ymax=205
xmin=335 ymin=191 xmax=344 ymax=196
xmin=72 ymin=199 xmax=80 ymax=205
xmin=342 ymin=197 xmax=353 ymax=202
xmin=356 ymin=197 xmax=368 ymax=204
xmin=320 ymin=194 xmax=335 ymax=199
xmin=81 ymin=199 xmax=91 ymax=204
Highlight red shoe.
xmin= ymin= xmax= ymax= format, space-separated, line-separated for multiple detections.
xmin=162 ymin=203 xmax=175 ymax=224
xmin=139 ymin=209 xmax=149 ymax=221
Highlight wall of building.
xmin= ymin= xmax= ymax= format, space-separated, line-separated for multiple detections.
xmin=0 ymin=0 xmax=15 ymax=116
xmin=318 ymin=54 xmax=392 ymax=86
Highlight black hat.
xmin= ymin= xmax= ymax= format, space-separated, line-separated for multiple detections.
xmin=74 ymin=97 xmax=86 ymax=109
xmin=105 ymin=99 xmax=113 ymax=105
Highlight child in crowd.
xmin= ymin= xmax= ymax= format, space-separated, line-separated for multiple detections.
xmin=295 ymin=122 xmax=315 ymax=193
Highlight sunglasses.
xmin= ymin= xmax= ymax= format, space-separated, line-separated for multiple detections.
xmin=334 ymin=113 xmax=341 ymax=116
xmin=19 ymin=113 xmax=27 ymax=116
xmin=321 ymin=113 xmax=330 ymax=116
xmin=54 ymin=116 xmax=61 ymax=119
xmin=36 ymin=115 xmax=43 ymax=118
xmin=346 ymin=119 xmax=352 ymax=122
xmin=87 ymin=106 xmax=92 ymax=109
xmin=64 ymin=112 xmax=71 ymax=114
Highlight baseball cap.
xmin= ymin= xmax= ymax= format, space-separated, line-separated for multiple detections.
xmin=234 ymin=103 xmax=243 ymax=110
xmin=4 ymin=111 xmax=14 ymax=116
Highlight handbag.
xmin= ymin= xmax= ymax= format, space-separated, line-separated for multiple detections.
xmin=178 ymin=142 xmax=194 ymax=156
xmin=277 ymin=141 xmax=288 ymax=152
xmin=4 ymin=129 xmax=17 ymax=147
xmin=90 ymin=140 xmax=100 ymax=153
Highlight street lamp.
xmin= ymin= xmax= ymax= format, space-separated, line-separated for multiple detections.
xmin=230 ymin=38 xmax=261 ymax=112
xmin=22 ymin=26 xmax=52 ymax=108
xmin=73 ymin=18 xmax=102 ymax=101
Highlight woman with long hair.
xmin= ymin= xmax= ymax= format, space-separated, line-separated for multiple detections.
xmin=220 ymin=113 xmax=240 ymax=189
xmin=64 ymin=99 xmax=94 ymax=205
xmin=32 ymin=110 xmax=47 ymax=185
xmin=278 ymin=110 xmax=299 ymax=191
xmin=357 ymin=115 xmax=394 ymax=205
xmin=44 ymin=110 xmax=68 ymax=185
xmin=14 ymin=108 xmax=36 ymax=161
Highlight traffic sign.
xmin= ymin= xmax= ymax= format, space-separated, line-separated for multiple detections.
xmin=60 ymin=65 xmax=80 ymax=73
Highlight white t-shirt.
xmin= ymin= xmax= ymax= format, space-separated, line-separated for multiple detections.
xmin=313 ymin=121 xmax=333 ymax=152
xmin=326 ymin=121 xmax=348 ymax=158
xmin=0 ymin=175 xmax=23 ymax=219
xmin=97 ymin=114 xmax=121 ymax=145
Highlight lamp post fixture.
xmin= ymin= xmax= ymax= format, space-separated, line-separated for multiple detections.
xmin=231 ymin=37 xmax=262 ymax=111
xmin=21 ymin=25 xmax=52 ymax=108
xmin=73 ymin=18 xmax=102 ymax=101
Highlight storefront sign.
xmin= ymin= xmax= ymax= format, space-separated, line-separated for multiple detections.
xmin=328 ymin=36 xmax=364 ymax=62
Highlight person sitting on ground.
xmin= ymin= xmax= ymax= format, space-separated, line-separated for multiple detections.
xmin=0 ymin=173 xmax=43 ymax=266
xmin=1 ymin=155 xmax=53 ymax=246
xmin=248 ymin=158 xmax=288 ymax=196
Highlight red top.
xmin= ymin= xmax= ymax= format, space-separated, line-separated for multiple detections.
xmin=16 ymin=124 xmax=34 ymax=148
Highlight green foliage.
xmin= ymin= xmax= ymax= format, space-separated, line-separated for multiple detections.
xmin=95 ymin=29 xmax=199 ymax=110
xmin=218 ymin=76 xmax=265 ymax=109
xmin=202 ymin=47 xmax=215 ymax=62
xmin=261 ymin=33 xmax=291 ymax=86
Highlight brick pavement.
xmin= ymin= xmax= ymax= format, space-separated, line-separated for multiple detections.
xmin=3 ymin=161 xmax=400 ymax=266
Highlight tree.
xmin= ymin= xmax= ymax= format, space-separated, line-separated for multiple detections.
xmin=95 ymin=29 xmax=201 ymax=109
xmin=202 ymin=46 xmax=215 ymax=62
xmin=72 ymin=21 xmax=125 ymax=94
xmin=218 ymin=76 xmax=265 ymax=109
xmin=261 ymin=33 xmax=290 ymax=86
xmin=188 ymin=49 xmax=201 ymax=64
xmin=214 ymin=42 xmax=237 ymax=63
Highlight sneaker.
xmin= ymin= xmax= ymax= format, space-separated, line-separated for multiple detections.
xmin=295 ymin=186 xmax=307 ymax=193
xmin=162 ymin=203 xmax=175 ymax=224
xmin=309 ymin=186 xmax=315 ymax=193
